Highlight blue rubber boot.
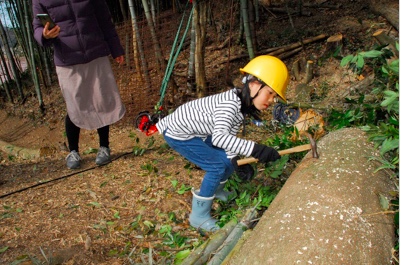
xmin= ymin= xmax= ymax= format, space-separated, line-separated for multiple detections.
xmin=215 ymin=180 xmax=234 ymax=202
xmin=189 ymin=188 xmax=220 ymax=232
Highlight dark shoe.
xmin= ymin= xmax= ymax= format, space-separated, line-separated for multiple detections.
xmin=66 ymin=150 xmax=81 ymax=169
xmin=95 ymin=147 xmax=111 ymax=165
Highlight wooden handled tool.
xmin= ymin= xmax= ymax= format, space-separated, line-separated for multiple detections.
xmin=237 ymin=144 xmax=314 ymax=166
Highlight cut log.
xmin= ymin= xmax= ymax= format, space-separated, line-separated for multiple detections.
xmin=292 ymin=59 xmax=301 ymax=81
xmin=369 ymin=0 xmax=399 ymax=31
xmin=372 ymin=29 xmax=399 ymax=58
xmin=0 ymin=139 xmax=40 ymax=159
xmin=224 ymin=128 xmax=396 ymax=264
xmin=323 ymin=33 xmax=344 ymax=57
xmin=305 ymin=60 xmax=314 ymax=84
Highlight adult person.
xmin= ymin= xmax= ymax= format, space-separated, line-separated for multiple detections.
xmin=156 ymin=55 xmax=290 ymax=232
xmin=32 ymin=0 xmax=126 ymax=169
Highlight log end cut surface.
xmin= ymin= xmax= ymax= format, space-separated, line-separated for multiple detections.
xmin=226 ymin=127 xmax=396 ymax=265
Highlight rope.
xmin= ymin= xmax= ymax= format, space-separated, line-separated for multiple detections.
xmin=0 ymin=151 xmax=133 ymax=199
xmin=156 ymin=3 xmax=194 ymax=110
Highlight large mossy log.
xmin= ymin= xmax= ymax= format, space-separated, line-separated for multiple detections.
xmin=224 ymin=128 xmax=396 ymax=265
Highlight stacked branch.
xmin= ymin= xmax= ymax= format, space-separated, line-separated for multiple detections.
xmin=174 ymin=34 xmax=328 ymax=77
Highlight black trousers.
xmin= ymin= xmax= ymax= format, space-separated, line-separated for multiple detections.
xmin=65 ymin=115 xmax=109 ymax=152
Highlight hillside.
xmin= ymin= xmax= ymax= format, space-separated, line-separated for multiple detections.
xmin=0 ymin=0 xmax=398 ymax=264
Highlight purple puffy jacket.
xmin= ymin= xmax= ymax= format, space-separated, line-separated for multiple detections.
xmin=32 ymin=0 xmax=124 ymax=66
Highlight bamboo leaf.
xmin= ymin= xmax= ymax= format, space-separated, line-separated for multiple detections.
xmin=359 ymin=50 xmax=383 ymax=58
xmin=379 ymin=193 xmax=389 ymax=210
xmin=340 ymin=55 xmax=353 ymax=67
xmin=380 ymin=138 xmax=399 ymax=155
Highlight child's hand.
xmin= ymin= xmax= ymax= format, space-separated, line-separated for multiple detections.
xmin=251 ymin=144 xmax=281 ymax=163
xmin=231 ymin=156 xmax=255 ymax=181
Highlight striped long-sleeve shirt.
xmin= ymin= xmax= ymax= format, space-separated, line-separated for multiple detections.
xmin=156 ymin=89 xmax=255 ymax=158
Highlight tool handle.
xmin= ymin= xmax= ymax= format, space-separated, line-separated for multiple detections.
xmin=237 ymin=144 xmax=312 ymax=166
xmin=237 ymin=157 xmax=258 ymax=166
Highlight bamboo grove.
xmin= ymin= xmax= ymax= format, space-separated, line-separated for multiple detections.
xmin=0 ymin=0 xmax=267 ymax=111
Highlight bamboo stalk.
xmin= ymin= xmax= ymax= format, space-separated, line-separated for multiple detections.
xmin=221 ymin=230 xmax=252 ymax=265
xmin=305 ymin=60 xmax=314 ymax=84
xmin=292 ymin=59 xmax=301 ymax=81
xmin=0 ymin=139 xmax=40 ymax=159
xmin=181 ymin=219 xmax=237 ymax=265
xmin=277 ymin=47 xmax=303 ymax=59
xmin=207 ymin=208 xmax=258 ymax=264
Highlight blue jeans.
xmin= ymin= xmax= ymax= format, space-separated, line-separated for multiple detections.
xmin=163 ymin=132 xmax=234 ymax=197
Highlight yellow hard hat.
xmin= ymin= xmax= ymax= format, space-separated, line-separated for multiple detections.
xmin=240 ymin=55 xmax=289 ymax=102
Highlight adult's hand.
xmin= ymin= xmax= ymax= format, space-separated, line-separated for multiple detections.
xmin=42 ymin=23 xmax=60 ymax=39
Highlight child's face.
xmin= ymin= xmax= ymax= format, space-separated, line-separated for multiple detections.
xmin=250 ymin=82 xmax=278 ymax=110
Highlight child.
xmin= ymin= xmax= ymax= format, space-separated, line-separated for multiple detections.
xmin=156 ymin=55 xmax=289 ymax=232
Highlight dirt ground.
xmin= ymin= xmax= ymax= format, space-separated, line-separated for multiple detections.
xmin=0 ymin=1 xmax=398 ymax=264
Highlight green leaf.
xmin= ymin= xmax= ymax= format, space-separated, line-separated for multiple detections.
xmin=380 ymin=138 xmax=399 ymax=155
xmin=379 ymin=193 xmax=389 ymax=210
xmin=0 ymin=246 xmax=8 ymax=253
xmin=340 ymin=55 xmax=353 ymax=67
xmin=356 ymin=55 xmax=364 ymax=69
xmin=381 ymin=90 xmax=399 ymax=112
xmin=171 ymin=179 xmax=178 ymax=188
xmin=143 ymin=220 xmax=154 ymax=228
xmin=389 ymin=59 xmax=399 ymax=75
xmin=177 ymin=184 xmax=191 ymax=194
xmin=9 ymin=255 xmax=30 ymax=265
xmin=89 ymin=202 xmax=101 ymax=208
xmin=359 ymin=50 xmax=383 ymax=58
xmin=175 ymin=249 xmax=191 ymax=264
xmin=83 ymin=147 xmax=97 ymax=155
xmin=107 ymin=249 xmax=119 ymax=256
xmin=113 ymin=211 xmax=120 ymax=219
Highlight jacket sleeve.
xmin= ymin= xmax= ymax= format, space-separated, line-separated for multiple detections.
xmin=31 ymin=0 xmax=54 ymax=47
xmin=94 ymin=0 xmax=124 ymax=58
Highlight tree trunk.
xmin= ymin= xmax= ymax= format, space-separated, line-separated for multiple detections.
xmin=369 ymin=0 xmax=399 ymax=31
xmin=0 ymin=20 xmax=23 ymax=99
xmin=187 ymin=12 xmax=196 ymax=93
xmin=128 ymin=0 xmax=151 ymax=89
xmin=224 ymin=128 xmax=396 ymax=264
xmin=142 ymin=0 xmax=165 ymax=72
xmin=0 ymin=47 xmax=13 ymax=102
xmin=240 ymin=0 xmax=255 ymax=59
xmin=24 ymin=0 xmax=43 ymax=110
xmin=194 ymin=0 xmax=208 ymax=98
